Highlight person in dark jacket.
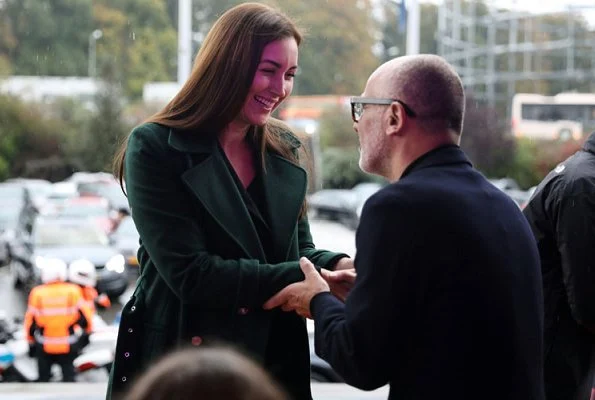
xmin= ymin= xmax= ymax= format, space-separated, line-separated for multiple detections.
xmin=106 ymin=3 xmax=352 ymax=400
xmin=523 ymin=131 xmax=595 ymax=400
xmin=265 ymin=54 xmax=545 ymax=400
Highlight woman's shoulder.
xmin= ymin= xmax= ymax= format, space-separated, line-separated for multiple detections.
xmin=131 ymin=122 xmax=170 ymax=139
xmin=267 ymin=118 xmax=302 ymax=150
xmin=128 ymin=122 xmax=171 ymax=149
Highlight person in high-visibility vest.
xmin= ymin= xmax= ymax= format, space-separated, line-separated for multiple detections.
xmin=24 ymin=259 xmax=93 ymax=382
xmin=68 ymin=259 xmax=111 ymax=312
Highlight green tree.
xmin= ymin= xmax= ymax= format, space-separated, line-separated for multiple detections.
xmin=0 ymin=0 xmax=94 ymax=76
xmin=280 ymin=0 xmax=378 ymax=95
xmin=79 ymin=67 xmax=130 ymax=172
xmin=459 ymin=95 xmax=516 ymax=178
xmin=318 ymin=106 xmax=359 ymax=150
xmin=94 ymin=0 xmax=177 ymax=98
xmin=0 ymin=94 xmax=68 ymax=180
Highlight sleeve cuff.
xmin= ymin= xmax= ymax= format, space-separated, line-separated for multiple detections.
xmin=310 ymin=291 xmax=338 ymax=318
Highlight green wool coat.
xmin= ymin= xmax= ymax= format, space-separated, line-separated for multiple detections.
xmin=107 ymin=123 xmax=347 ymax=399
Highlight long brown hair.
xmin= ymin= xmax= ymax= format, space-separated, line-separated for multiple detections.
xmin=113 ymin=3 xmax=303 ymax=188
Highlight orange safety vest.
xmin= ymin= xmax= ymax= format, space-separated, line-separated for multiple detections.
xmin=24 ymin=282 xmax=93 ymax=354
xmin=80 ymin=285 xmax=111 ymax=312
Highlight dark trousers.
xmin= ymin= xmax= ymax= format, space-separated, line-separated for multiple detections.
xmin=36 ymin=350 xmax=76 ymax=382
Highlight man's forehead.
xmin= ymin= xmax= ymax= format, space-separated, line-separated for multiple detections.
xmin=363 ymin=72 xmax=384 ymax=96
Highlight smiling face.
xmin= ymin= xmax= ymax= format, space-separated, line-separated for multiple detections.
xmin=235 ymin=37 xmax=298 ymax=128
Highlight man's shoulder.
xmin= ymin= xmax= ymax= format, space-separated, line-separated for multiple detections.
xmin=363 ymin=183 xmax=415 ymax=217
xmin=539 ymin=152 xmax=595 ymax=199
xmin=561 ymin=151 xmax=595 ymax=193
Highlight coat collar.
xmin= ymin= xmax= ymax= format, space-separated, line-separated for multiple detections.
xmin=401 ymin=144 xmax=472 ymax=179
xmin=168 ymin=128 xmax=216 ymax=154
xmin=170 ymin=128 xmax=307 ymax=261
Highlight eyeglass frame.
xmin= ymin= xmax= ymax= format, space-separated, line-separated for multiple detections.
xmin=350 ymin=97 xmax=417 ymax=123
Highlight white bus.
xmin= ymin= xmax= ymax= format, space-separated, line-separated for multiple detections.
xmin=511 ymin=92 xmax=595 ymax=141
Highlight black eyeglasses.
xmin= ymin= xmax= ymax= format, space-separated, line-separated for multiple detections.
xmin=350 ymin=97 xmax=417 ymax=123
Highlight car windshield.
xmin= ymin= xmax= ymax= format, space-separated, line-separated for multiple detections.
xmin=0 ymin=185 xmax=24 ymax=200
xmin=0 ymin=208 xmax=19 ymax=228
xmin=35 ymin=221 xmax=108 ymax=247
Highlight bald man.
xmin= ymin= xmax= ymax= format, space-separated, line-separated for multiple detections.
xmin=265 ymin=55 xmax=545 ymax=400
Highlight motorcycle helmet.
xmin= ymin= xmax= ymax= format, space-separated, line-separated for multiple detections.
xmin=68 ymin=259 xmax=97 ymax=287
xmin=40 ymin=259 xmax=68 ymax=283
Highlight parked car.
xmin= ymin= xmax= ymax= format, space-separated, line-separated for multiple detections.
xmin=6 ymin=178 xmax=52 ymax=211
xmin=308 ymin=182 xmax=384 ymax=230
xmin=348 ymin=182 xmax=384 ymax=229
xmin=308 ymin=189 xmax=357 ymax=222
xmin=77 ymin=178 xmax=129 ymax=213
xmin=53 ymin=196 xmax=116 ymax=234
xmin=110 ymin=216 xmax=140 ymax=276
xmin=0 ymin=204 xmax=22 ymax=266
xmin=41 ymin=182 xmax=78 ymax=215
xmin=9 ymin=216 xmax=128 ymax=299
xmin=489 ymin=178 xmax=521 ymax=192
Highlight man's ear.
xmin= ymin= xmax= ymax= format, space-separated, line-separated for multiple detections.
xmin=387 ymin=102 xmax=405 ymax=137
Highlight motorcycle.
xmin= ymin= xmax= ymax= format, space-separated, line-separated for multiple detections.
xmin=0 ymin=312 xmax=116 ymax=382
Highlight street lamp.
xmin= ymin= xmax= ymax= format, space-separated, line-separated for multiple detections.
xmin=88 ymin=29 xmax=103 ymax=78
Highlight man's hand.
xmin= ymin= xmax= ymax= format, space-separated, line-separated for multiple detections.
xmin=321 ymin=268 xmax=356 ymax=302
xmin=263 ymin=257 xmax=330 ymax=318
xmin=334 ymin=257 xmax=354 ymax=271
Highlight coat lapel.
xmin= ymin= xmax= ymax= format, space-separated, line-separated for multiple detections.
xmin=263 ymin=152 xmax=308 ymax=261
xmin=169 ymin=129 xmax=266 ymax=261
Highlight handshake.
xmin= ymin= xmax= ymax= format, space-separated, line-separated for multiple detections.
xmin=263 ymin=257 xmax=356 ymax=319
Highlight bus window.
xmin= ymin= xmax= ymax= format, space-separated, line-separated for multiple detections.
xmin=512 ymin=93 xmax=595 ymax=141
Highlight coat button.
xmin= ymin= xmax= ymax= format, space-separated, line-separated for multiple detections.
xmin=191 ymin=336 xmax=202 ymax=346
xmin=124 ymin=352 xmax=130 ymax=358
xmin=131 ymin=306 xmax=136 ymax=312
xmin=238 ymin=307 xmax=249 ymax=315
xmin=121 ymin=376 xmax=127 ymax=382
xmin=128 ymin=328 xmax=133 ymax=333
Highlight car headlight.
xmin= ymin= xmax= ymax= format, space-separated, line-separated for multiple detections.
xmin=34 ymin=256 xmax=67 ymax=271
xmin=105 ymin=254 xmax=125 ymax=274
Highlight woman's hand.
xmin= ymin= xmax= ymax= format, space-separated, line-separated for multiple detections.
xmin=321 ymin=268 xmax=356 ymax=302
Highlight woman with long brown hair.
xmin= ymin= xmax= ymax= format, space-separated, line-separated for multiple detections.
xmin=107 ymin=3 xmax=352 ymax=400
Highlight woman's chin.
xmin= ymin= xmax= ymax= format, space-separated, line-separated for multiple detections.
xmin=249 ymin=114 xmax=271 ymax=126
